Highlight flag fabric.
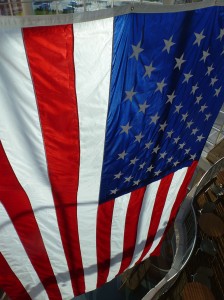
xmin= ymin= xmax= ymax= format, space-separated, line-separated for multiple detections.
xmin=0 ymin=4 xmax=224 ymax=300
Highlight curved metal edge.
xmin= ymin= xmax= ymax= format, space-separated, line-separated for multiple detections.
xmin=195 ymin=157 xmax=224 ymax=197
xmin=142 ymin=186 xmax=197 ymax=300
xmin=142 ymin=157 xmax=224 ymax=300
xmin=0 ymin=1 xmax=223 ymax=28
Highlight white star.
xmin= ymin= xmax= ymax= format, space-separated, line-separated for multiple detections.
xmin=200 ymin=49 xmax=210 ymax=62
xmin=155 ymin=78 xmax=167 ymax=93
xmin=150 ymin=113 xmax=160 ymax=124
xmin=199 ymin=104 xmax=208 ymax=113
xmin=144 ymin=62 xmax=156 ymax=78
xmin=120 ymin=122 xmax=132 ymax=134
xmin=193 ymin=30 xmax=205 ymax=47
xmin=163 ymin=35 xmax=175 ymax=53
xmin=166 ymin=91 xmax=176 ymax=104
xmin=185 ymin=148 xmax=191 ymax=155
xmin=117 ymin=150 xmax=128 ymax=160
xmin=190 ymin=153 xmax=197 ymax=160
xmin=130 ymin=157 xmax=139 ymax=165
xmin=159 ymin=151 xmax=167 ymax=159
xmin=214 ymin=86 xmax=222 ymax=97
xmin=134 ymin=132 xmax=144 ymax=143
xmin=196 ymin=134 xmax=205 ymax=142
xmin=195 ymin=94 xmax=203 ymax=104
xmin=174 ymin=53 xmax=186 ymax=70
xmin=181 ymin=112 xmax=189 ymax=122
xmin=206 ymin=64 xmax=214 ymax=76
xmin=167 ymin=156 xmax=173 ymax=163
xmin=154 ymin=170 xmax=162 ymax=176
xmin=124 ymin=176 xmax=133 ymax=183
xmin=182 ymin=71 xmax=193 ymax=83
xmin=159 ymin=121 xmax=168 ymax=131
xmin=221 ymin=48 xmax=224 ymax=55
xmin=173 ymin=136 xmax=181 ymax=144
xmin=210 ymin=77 xmax=218 ymax=87
xmin=173 ymin=161 xmax=180 ymax=167
xmin=217 ymin=28 xmax=224 ymax=41
xmin=147 ymin=165 xmax=154 ymax=172
xmin=133 ymin=180 xmax=141 ymax=186
xmin=174 ymin=103 xmax=183 ymax=113
xmin=205 ymin=113 xmax=212 ymax=121
xmin=152 ymin=145 xmax=160 ymax=154
xmin=145 ymin=141 xmax=153 ymax=149
xmin=114 ymin=171 xmax=123 ymax=179
xmin=124 ymin=87 xmax=137 ymax=102
xmin=191 ymin=83 xmax=199 ymax=95
xmin=139 ymin=162 xmax=146 ymax=170
xmin=129 ymin=41 xmax=144 ymax=61
xmin=178 ymin=142 xmax=186 ymax=149
xmin=186 ymin=120 xmax=194 ymax=128
xmin=110 ymin=188 xmax=118 ymax=195
xmin=191 ymin=128 xmax=199 ymax=135
xmin=167 ymin=130 xmax=174 ymax=138
xmin=139 ymin=101 xmax=150 ymax=113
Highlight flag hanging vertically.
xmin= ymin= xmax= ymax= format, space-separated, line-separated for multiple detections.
xmin=0 ymin=4 xmax=224 ymax=300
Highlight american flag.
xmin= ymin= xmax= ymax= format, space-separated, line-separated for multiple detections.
xmin=0 ymin=5 xmax=223 ymax=300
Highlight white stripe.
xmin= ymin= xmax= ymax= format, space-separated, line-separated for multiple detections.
xmin=73 ymin=18 xmax=113 ymax=291
xmin=128 ymin=180 xmax=161 ymax=269
xmin=107 ymin=193 xmax=131 ymax=282
xmin=143 ymin=167 xmax=188 ymax=260
xmin=0 ymin=28 xmax=73 ymax=299
xmin=0 ymin=203 xmax=49 ymax=300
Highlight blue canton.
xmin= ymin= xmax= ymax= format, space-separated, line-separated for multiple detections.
xmin=99 ymin=8 xmax=224 ymax=203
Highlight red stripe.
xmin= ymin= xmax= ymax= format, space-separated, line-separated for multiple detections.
xmin=96 ymin=200 xmax=115 ymax=287
xmin=0 ymin=142 xmax=61 ymax=299
xmin=0 ymin=253 xmax=31 ymax=300
xmin=136 ymin=173 xmax=174 ymax=264
xmin=23 ymin=25 xmax=85 ymax=295
xmin=118 ymin=187 xmax=146 ymax=274
xmin=151 ymin=161 xmax=198 ymax=256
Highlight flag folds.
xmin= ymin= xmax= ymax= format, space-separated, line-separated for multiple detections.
xmin=0 ymin=5 xmax=224 ymax=300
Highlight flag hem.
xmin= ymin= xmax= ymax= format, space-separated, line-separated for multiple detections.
xmin=0 ymin=1 xmax=222 ymax=29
